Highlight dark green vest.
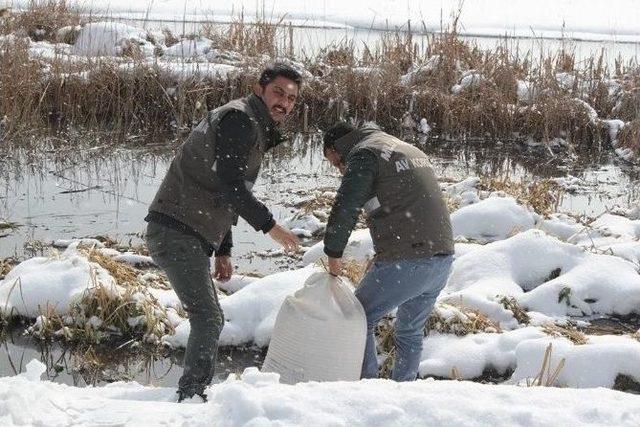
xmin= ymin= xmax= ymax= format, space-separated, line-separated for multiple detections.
xmin=351 ymin=131 xmax=454 ymax=260
xmin=148 ymin=94 xmax=270 ymax=249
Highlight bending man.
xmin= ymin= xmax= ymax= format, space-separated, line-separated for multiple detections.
xmin=322 ymin=121 xmax=454 ymax=381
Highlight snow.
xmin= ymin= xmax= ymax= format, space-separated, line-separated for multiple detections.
xmin=590 ymin=213 xmax=640 ymax=239
xmin=0 ymin=360 xmax=639 ymax=426
xmin=214 ymin=274 xmax=259 ymax=294
xmin=451 ymin=71 xmax=487 ymax=95
xmin=519 ymin=252 xmax=640 ymax=317
xmin=538 ymin=214 xmax=585 ymax=241
xmin=420 ymin=328 xmax=640 ymax=389
xmin=445 ymin=229 xmax=640 ymax=320
xmin=451 ymin=196 xmax=538 ymax=243
xmin=603 ymin=119 xmax=626 ymax=147
xmin=420 ymin=327 xmax=547 ymax=379
xmin=163 ymin=266 xmax=320 ymax=348
xmin=154 ymin=62 xmax=240 ymax=81
xmin=282 ymin=212 xmax=326 ymax=237
xmin=163 ymin=37 xmax=213 ymax=58
xmin=516 ymin=80 xmax=536 ymax=104
xmin=302 ymin=228 xmax=374 ymax=265
xmin=0 ymin=248 xmax=118 ymax=318
xmin=512 ymin=335 xmax=640 ymax=388
xmin=8 ymin=0 xmax=640 ymax=42
xmin=71 ymin=21 xmax=151 ymax=57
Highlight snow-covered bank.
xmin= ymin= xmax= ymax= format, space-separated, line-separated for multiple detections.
xmin=1 ymin=360 xmax=639 ymax=427
xmin=2 ymin=172 xmax=640 ymax=391
xmin=6 ymin=0 xmax=640 ymax=42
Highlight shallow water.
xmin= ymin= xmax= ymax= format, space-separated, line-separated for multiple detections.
xmin=124 ymin=18 xmax=640 ymax=67
xmin=0 ymin=136 xmax=638 ymax=385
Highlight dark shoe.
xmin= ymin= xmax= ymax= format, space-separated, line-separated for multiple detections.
xmin=177 ymin=390 xmax=208 ymax=403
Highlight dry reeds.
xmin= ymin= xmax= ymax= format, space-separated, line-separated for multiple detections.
xmin=23 ymin=249 xmax=178 ymax=345
xmin=0 ymin=3 xmax=638 ymax=155
xmin=499 ymin=296 xmax=530 ymax=325
xmin=525 ymin=343 xmax=566 ymax=387
xmin=479 ymin=176 xmax=564 ymax=216
xmin=428 ymin=303 xmax=502 ymax=335
xmin=0 ymin=257 xmax=17 ymax=279
xmin=541 ymin=323 xmax=588 ymax=345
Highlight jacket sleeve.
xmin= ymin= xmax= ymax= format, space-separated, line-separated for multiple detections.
xmin=214 ymin=110 xmax=276 ymax=233
xmin=323 ymin=149 xmax=377 ymax=258
xmin=214 ymin=229 xmax=233 ymax=256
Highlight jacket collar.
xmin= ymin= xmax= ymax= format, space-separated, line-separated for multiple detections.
xmin=247 ymin=93 xmax=284 ymax=149
xmin=333 ymin=124 xmax=382 ymax=160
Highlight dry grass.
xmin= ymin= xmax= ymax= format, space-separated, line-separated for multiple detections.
xmin=0 ymin=257 xmax=17 ymax=279
xmin=428 ymin=302 xmax=502 ymax=335
xmin=541 ymin=323 xmax=588 ymax=345
xmin=479 ymin=176 xmax=564 ymax=216
xmin=24 ymin=248 xmax=178 ymax=345
xmin=0 ymin=1 xmax=86 ymax=42
xmin=525 ymin=343 xmax=566 ymax=387
xmin=618 ymin=119 xmax=640 ymax=152
xmin=0 ymin=3 xmax=638 ymax=154
xmin=341 ymin=259 xmax=369 ymax=285
xmin=499 ymin=296 xmax=531 ymax=325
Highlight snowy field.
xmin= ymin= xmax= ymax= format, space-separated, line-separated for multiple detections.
xmin=4 ymin=0 xmax=640 ymax=42
xmin=2 ymin=176 xmax=640 ymax=390
xmin=1 ymin=360 xmax=640 ymax=426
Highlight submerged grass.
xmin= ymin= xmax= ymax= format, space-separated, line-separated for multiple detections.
xmin=0 ymin=2 xmax=638 ymax=155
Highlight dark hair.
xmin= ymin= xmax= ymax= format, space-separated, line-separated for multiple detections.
xmin=323 ymin=121 xmax=356 ymax=153
xmin=258 ymin=62 xmax=303 ymax=88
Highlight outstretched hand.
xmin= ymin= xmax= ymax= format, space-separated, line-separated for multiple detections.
xmin=268 ymin=224 xmax=300 ymax=254
xmin=214 ymin=256 xmax=233 ymax=282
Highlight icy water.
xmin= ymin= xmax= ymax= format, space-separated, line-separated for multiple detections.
xmin=0 ymin=135 xmax=639 ymax=386
xmin=127 ymin=18 xmax=640 ymax=67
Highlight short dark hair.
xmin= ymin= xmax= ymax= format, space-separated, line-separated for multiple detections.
xmin=259 ymin=62 xmax=303 ymax=88
xmin=323 ymin=121 xmax=355 ymax=153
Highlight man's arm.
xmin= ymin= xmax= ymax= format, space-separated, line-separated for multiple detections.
xmin=323 ymin=149 xmax=378 ymax=258
xmin=215 ymin=110 xmax=275 ymax=233
xmin=214 ymin=229 xmax=232 ymax=257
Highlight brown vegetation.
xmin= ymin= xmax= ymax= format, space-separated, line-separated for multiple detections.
xmin=0 ymin=2 xmax=638 ymax=154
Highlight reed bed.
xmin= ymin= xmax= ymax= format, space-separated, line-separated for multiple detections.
xmin=25 ymin=247 xmax=180 ymax=345
xmin=0 ymin=1 xmax=637 ymax=155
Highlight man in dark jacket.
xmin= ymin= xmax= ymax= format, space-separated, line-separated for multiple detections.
xmin=145 ymin=63 xmax=302 ymax=401
xmin=322 ymin=121 xmax=454 ymax=381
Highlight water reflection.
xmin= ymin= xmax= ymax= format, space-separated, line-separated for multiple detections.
xmin=1 ymin=135 xmax=638 ymax=261
xmin=0 ymin=324 xmax=264 ymax=387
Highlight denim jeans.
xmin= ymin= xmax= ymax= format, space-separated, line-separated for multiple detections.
xmin=355 ymin=255 xmax=453 ymax=381
xmin=145 ymin=221 xmax=224 ymax=396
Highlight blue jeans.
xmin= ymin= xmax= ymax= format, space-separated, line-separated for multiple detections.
xmin=355 ymin=255 xmax=453 ymax=381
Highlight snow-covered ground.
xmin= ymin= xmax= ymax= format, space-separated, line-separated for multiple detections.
xmin=5 ymin=0 xmax=640 ymax=42
xmin=2 ymin=175 xmax=640 ymax=393
xmin=1 ymin=360 xmax=639 ymax=426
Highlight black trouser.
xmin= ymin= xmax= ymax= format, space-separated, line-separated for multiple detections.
xmin=146 ymin=221 xmax=224 ymax=396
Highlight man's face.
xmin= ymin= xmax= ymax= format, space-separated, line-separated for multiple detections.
xmin=256 ymin=76 xmax=299 ymax=123
xmin=324 ymin=147 xmax=346 ymax=174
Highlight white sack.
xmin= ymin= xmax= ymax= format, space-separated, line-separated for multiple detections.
xmin=262 ymin=272 xmax=367 ymax=384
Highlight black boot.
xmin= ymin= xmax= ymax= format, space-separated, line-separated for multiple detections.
xmin=177 ymin=390 xmax=208 ymax=403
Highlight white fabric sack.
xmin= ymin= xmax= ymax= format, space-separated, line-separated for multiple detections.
xmin=262 ymin=271 xmax=367 ymax=384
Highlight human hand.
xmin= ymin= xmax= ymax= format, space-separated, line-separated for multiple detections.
xmin=328 ymin=256 xmax=343 ymax=276
xmin=214 ymin=256 xmax=233 ymax=282
xmin=268 ymin=224 xmax=300 ymax=253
